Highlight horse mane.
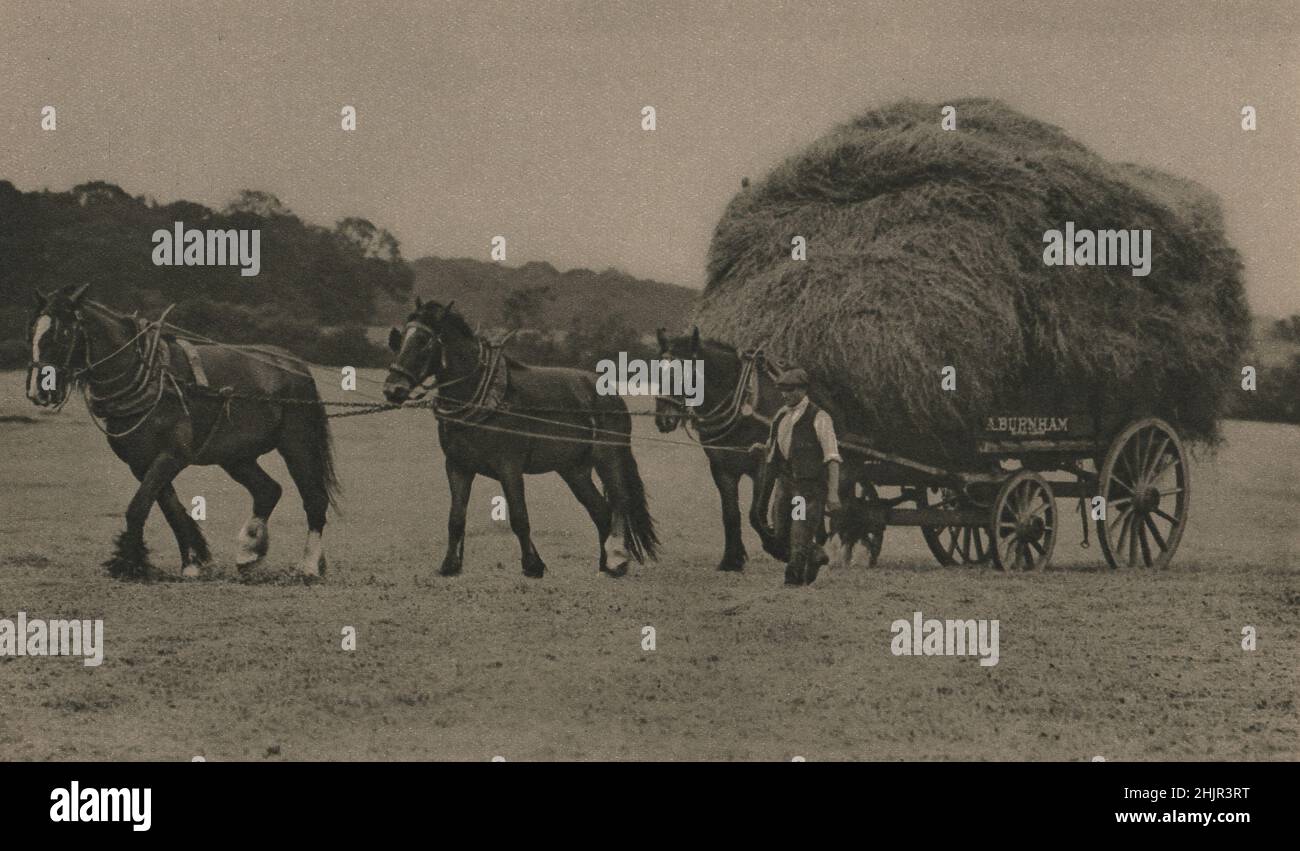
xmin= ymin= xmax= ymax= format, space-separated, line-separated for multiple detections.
xmin=416 ymin=301 xmax=476 ymax=339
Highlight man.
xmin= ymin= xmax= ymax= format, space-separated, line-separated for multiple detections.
xmin=762 ymin=368 xmax=842 ymax=586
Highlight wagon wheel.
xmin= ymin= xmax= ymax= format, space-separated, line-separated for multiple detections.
xmin=1096 ymin=417 xmax=1190 ymax=569
xmin=920 ymin=488 xmax=993 ymax=567
xmin=991 ymin=471 xmax=1057 ymax=571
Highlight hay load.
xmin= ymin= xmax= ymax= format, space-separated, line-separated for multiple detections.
xmin=695 ymin=98 xmax=1249 ymax=468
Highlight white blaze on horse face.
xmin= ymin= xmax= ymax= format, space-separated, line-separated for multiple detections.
xmin=31 ymin=315 xmax=51 ymax=363
xmin=28 ymin=316 xmax=52 ymax=397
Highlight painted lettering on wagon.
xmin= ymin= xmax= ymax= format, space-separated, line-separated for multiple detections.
xmin=983 ymin=416 xmax=1071 ymax=437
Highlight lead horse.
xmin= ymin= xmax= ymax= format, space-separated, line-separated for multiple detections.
xmin=382 ymin=299 xmax=658 ymax=578
xmin=26 ymin=284 xmax=339 ymax=579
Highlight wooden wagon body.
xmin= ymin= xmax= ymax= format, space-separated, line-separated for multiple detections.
xmin=824 ymin=409 xmax=1192 ymax=571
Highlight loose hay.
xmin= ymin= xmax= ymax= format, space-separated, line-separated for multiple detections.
xmin=695 ymin=99 xmax=1249 ymax=468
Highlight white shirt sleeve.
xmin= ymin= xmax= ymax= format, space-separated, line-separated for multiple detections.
xmin=813 ymin=410 xmax=842 ymax=464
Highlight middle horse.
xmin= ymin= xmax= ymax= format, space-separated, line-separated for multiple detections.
xmin=383 ymin=299 xmax=658 ymax=579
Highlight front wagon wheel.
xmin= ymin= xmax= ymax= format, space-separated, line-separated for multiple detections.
xmin=990 ymin=470 xmax=1056 ymax=571
xmin=1095 ymin=418 xmax=1190 ymax=569
xmin=920 ymin=488 xmax=993 ymax=567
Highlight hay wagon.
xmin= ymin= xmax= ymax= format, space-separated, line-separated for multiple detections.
xmin=833 ymin=412 xmax=1190 ymax=570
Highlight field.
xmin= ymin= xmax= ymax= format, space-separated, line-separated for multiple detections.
xmin=0 ymin=368 xmax=1296 ymax=761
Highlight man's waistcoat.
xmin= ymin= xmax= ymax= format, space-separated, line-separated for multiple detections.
xmin=772 ymin=402 xmax=827 ymax=484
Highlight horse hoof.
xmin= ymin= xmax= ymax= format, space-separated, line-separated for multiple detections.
xmin=522 ymin=561 xmax=546 ymax=579
xmin=235 ymin=518 xmax=269 ymax=565
xmin=105 ymin=531 xmax=153 ymax=581
xmin=717 ymin=560 xmax=745 ymax=573
xmin=599 ymin=562 xmax=628 ymax=578
xmin=181 ymin=565 xmax=202 ymax=579
xmin=438 ymin=560 xmax=462 ymax=577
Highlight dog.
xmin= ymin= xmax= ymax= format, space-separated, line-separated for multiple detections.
xmin=826 ymin=494 xmax=884 ymax=568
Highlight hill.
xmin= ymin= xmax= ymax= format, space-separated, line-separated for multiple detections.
xmin=382 ymin=256 xmax=697 ymax=332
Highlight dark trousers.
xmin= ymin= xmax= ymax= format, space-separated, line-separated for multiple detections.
xmin=771 ymin=475 xmax=825 ymax=585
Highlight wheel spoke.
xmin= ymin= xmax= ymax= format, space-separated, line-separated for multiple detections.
xmin=1028 ymin=538 xmax=1045 ymax=556
xmin=1143 ymin=435 xmax=1170 ymax=482
xmin=1123 ymin=431 xmax=1145 ymax=483
xmin=1138 ymin=522 xmax=1153 ymax=566
xmin=1158 ymin=487 xmax=1184 ymax=497
xmin=1143 ymin=514 xmax=1168 ymax=552
xmin=1114 ymin=511 xmax=1130 ymax=551
xmin=973 ymin=530 xmax=986 ymax=561
xmin=1152 ymin=507 xmax=1180 ymax=526
xmin=1149 ymin=451 xmax=1182 ymax=483
xmin=1128 ymin=513 xmax=1140 ymax=567
xmin=1109 ymin=476 xmax=1135 ymax=496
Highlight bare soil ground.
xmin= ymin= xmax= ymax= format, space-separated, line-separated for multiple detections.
xmin=0 ymin=369 xmax=1296 ymax=760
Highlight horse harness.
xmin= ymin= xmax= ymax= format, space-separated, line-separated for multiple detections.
xmin=671 ymin=349 xmax=784 ymax=446
xmin=65 ymin=307 xmax=225 ymax=459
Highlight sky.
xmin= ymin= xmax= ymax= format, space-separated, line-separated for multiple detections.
xmin=2 ymin=0 xmax=1297 ymax=315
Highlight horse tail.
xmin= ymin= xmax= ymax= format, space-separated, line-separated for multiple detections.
xmin=593 ymin=400 xmax=659 ymax=563
xmin=304 ymin=385 xmax=342 ymax=511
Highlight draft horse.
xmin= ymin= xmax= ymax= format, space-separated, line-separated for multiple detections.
xmin=26 ymin=284 xmax=339 ymax=579
xmin=654 ymin=328 xmax=883 ymax=571
xmin=382 ymin=299 xmax=658 ymax=578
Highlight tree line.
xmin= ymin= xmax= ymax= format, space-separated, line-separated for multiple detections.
xmin=0 ymin=181 xmax=412 ymax=368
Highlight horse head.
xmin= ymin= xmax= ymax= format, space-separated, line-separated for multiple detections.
xmin=383 ymin=298 xmax=460 ymax=403
xmin=653 ymin=326 xmax=704 ymax=433
xmin=26 ymin=283 xmax=91 ymax=407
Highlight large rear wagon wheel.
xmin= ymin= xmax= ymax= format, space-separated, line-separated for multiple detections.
xmin=990 ymin=471 xmax=1057 ymax=571
xmin=1096 ymin=417 xmax=1190 ymax=569
xmin=920 ymin=488 xmax=993 ymax=567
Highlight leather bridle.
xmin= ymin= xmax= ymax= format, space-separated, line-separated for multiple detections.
xmin=386 ymin=320 xmax=443 ymax=388
xmin=27 ymin=310 xmax=87 ymax=407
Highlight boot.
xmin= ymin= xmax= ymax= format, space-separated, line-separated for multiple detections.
xmin=806 ymin=546 xmax=829 ymax=584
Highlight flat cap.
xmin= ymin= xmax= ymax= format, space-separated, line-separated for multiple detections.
xmin=775 ymin=367 xmax=810 ymax=388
